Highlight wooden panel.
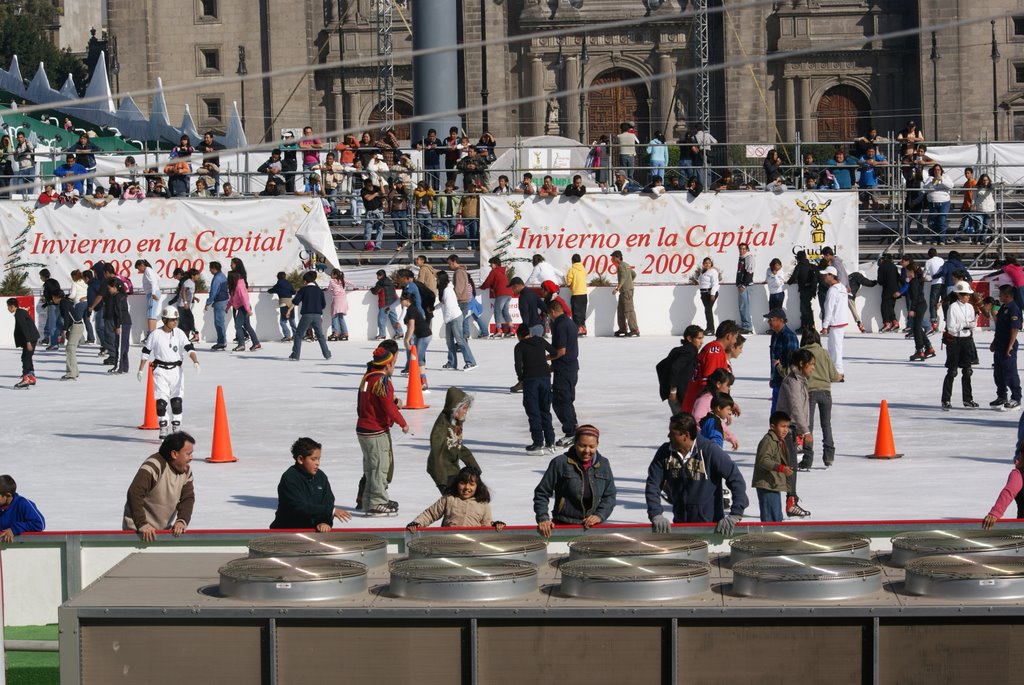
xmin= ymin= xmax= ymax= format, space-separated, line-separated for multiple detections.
xmin=879 ymin=622 xmax=1024 ymax=682
xmin=588 ymin=69 xmax=651 ymax=143
xmin=678 ymin=623 xmax=863 ymax=684
xmin=816 ymin=84 xmax=870 ymax=142
xmin=81 ymin=624 xmax=263 ymax=685
xmin=276 ymin=624 xmax=462 ymax=684
xmin=478 ymin=624 xmax=662 ymax=684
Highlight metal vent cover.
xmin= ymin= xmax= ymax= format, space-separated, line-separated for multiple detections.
xmin=219 ymin=557 xmax=368 ymax=601
xmin=904 ymin=555 xmax=1024 ymax=600
xmin=248 ymin=532 xmax=387 ymax=567
xmin=890 ymin=530 xmax=1024 ymax=567
xmin=729 ymin=532 xmax=872 ymax=564
xmin=389 ymin=558 xmax=538 ymax=601
xmin=407 ymin=534 xmax=548 ymax=567
xmin=559 ymin=558 xmax=711 ymax=601
xmin=732 ymin=557 xmax=883 ymax=601
xmin=567 ymin=533 xmax=708 ymax=563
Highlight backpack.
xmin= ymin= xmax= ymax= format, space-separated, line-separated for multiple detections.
xmin=118 ymin=274 xmax=134 ymax=294
xmin=415 ymin=280 xmax=436 ymax=318
xmin=655 ymin=346 xmax=684 ymax=401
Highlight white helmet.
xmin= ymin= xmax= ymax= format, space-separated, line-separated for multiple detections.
xmin=953 ymin=281 xmax=973 ymax=295
xmin=161 ymin=305 xmax=180 ymax=319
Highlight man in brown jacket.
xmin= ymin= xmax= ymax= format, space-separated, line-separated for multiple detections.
xmin=612 ymin=250 xmax=639 ymax=337
xmin=447 ymin=254 xmax=475 ymax=339
xmin=122 ymin=432 xmax=195 ymax=541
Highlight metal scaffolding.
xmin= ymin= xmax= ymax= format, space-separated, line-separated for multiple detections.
xmin=693 ymin=0 xmax=710 ymax=132
xmin=374 ymin=0 xmax=395 ymax=128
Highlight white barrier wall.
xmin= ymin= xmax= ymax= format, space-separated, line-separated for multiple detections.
xmin=0 ymin=284 xmax=913 ymax=348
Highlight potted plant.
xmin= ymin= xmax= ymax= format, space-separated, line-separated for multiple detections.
xmin=0 ymin=268 xmax=35 ymax=321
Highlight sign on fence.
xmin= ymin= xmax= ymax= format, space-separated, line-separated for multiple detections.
xmin=0 ymin=198 xmax=339 ymax=288
xmin=479 ymin=191 xmax=859 ymax=284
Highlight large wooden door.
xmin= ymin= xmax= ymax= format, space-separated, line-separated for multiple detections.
xmin=816 ymin=85 xmax=870 ymax=142
xmin=588 ymin=69 xmax=651 ymax=142
xmin=368 ymin=99 xmax=413 ymax=141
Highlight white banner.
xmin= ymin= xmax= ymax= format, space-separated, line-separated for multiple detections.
xmin=1 ymin=198 xmax=339 ymax=288
xmin=479 ymin=191 xmax=859 ymax=284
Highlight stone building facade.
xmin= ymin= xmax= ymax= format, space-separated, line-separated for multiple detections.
xmin=104 ymin=0 xmax=1024 ymax=145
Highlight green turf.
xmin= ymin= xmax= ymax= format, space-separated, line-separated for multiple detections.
xmin=4 ymin=625 xmax=58 ymax=685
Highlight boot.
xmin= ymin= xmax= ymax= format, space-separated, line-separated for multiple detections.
xmin=14 ymin=375 xmax=31 ymax=389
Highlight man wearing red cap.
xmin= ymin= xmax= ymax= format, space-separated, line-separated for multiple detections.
xmin=356 ymin=346 xmax=410 ymax=516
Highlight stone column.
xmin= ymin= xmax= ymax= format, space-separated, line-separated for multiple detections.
xmin=411 ymin=0 xmax=460 ymax=142
xmin=333 ymin=77 xmax=345 ymax=132
xmin=530 ymin=56 xmax=545 ymax=136
xmin=784 ymin=76 xmax=796 ymax=143
xmin=564 ymin=56 xmax=579 ymax=141
xmin=658 ymin=52 xmax=674 ymax=134
xmin=798 ymin=76 xmax=813 ymax=140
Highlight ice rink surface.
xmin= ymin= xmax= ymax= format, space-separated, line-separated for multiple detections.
xmin=3 ymin=327 xmax=1017 ymax=531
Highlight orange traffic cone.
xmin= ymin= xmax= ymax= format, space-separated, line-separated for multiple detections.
xmin=866 ymin=399 xmax=903 ymax=459
xmin=404 ymin=346 xmax=430 ymax=410
xmin=206 ymin=385 xmax=238 ymax=463
xmin=137 ymin=365 xmax=159 ymax=430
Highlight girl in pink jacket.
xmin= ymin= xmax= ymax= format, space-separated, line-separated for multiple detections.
xmin=983 ymin=444 xmax=1024 ymax=529
xmin=328 ymin=269 xmax=349 ymax=341
xmin=228 ymin=257 xmax=261 ymax=351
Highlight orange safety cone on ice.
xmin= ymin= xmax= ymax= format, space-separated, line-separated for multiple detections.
xmin=206 ymin=385 xmax=238 ymax=463
xmin=404 ymin=346 xmax=430 ymax=410
xmin=137 ymin=365 xmax=159 ymax=430
xmin=866 ymin=399 xmax=903 ymax=459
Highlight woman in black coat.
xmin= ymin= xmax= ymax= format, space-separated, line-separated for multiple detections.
xmin=907 ymin=265 xmax=933 ymax=360
xmin=877 ymin=256 xmax=901 ymax=332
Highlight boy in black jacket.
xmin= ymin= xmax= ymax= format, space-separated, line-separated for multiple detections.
xmin=8 ymin=298 xmax=39 ymax=388
xmin=514 ymin=324 xmax=555 ymax=453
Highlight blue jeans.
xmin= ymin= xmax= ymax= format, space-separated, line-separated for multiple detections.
xmin=94 ymin=309 xmax=111 ymax=353
xmin=331 ymin=313 xmax=348 ymax=336
xmin=929 ymin=201 xmax=950 ymax=242
xmin=459 ymin=302 xmax=472 ymax=340
xmin=493 ymin=295 xmax=512 ymax=327
xmin=738 ymin=286 xmax=751 ymax=331
xmin=74 ymin=302 xmax=94 ymax=342
xmin=364 ymin=209 xmax=385 ymax=245
xmin=44 ymin=305 xmax=60 ymax=343
xmin=211 ymin=300 xmax=227 ymax=346
xmin=15 ymin=166 xmax=33 ymax=195
xmin=445 ymin=314 xmax=476 ymax=367
xmin=925 ymin=284 xmax=943 ymax=329
xmin=278 ymin=305 xmax=296 ymax=338
xmin=390 ymin=210 xmax=409 ymax=240
xmin=619 ymin=154 xmax=636 ymax=179
xmin=291 ymin=313 xmax=330 ymax=359
xmin=522 ymin=376 xmax=555 ymax=446
xmin=233 ymin=309 xmax=258 ymax=346
xmin=768 ymin=292 xmax=785 ymax=312
xmin=376 ymin=302 xmax=400 ymax=337
xmin=403 ymin=334 xmax=431 ymax=373
xmin=552 ymin=364 xmax=578 ymax=437
xmin=757 ymin=488 xmax=783 ymax=522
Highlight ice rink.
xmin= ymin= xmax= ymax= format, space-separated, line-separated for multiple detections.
xmin=3 ymin=327 xmax=1017 ymax=531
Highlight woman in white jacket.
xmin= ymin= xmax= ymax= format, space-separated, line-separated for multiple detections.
xmin=765 ymin=258 xmax=787 ymax=312
xmin=922 ymin=164 xmax=953 ymax=245
xmin=941 ymin=281 xmax=979 ymax=410
xmin=974 ymin=173 xmax=996 ymax=244
xmin=439 ymin=271 xmax=477 ymax=370
xmin=697 ymin=257 xmax=720 ymax=335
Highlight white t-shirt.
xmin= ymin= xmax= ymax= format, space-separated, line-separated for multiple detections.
xmin=142 ymin=327 xmax=192 ymax=363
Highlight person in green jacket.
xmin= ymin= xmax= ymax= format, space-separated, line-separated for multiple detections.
xmin=798 ymin=328 xmax=842 ymax=470
xmin=427 ymin=387 xmax=480 ymax=493
xmin=753 ymin=412 xmax=794 ymax=522
xmin=270 ymin=437 xmax=352 ymax=530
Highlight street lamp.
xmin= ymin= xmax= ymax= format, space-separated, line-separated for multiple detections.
xmin=578 ymin=36 xmax=589 ymax=142
xmin=236 ymin=46 xmax=248 ymax=130
xmin=992 ymin=20 xmax=1001 ymax=140
xmin=110 ymin=36 xmax=120 ymax=97
xmin=480 ymin=0 xmax=489 ymax=132
xmin=929 ymin=32 xmax=939 ymax=140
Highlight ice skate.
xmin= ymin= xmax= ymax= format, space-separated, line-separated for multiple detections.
xmin=14 ymin=375 xmax=31 ymax=389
